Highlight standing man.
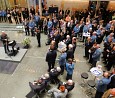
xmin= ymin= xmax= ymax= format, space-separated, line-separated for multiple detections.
xmin=47 ymin=18 xmax=53 ymax=35
xmin=46 ymin=45 xmax=57 ymax=72
xmin=23 ymin=19 xmax=29 ymax=36
xmin=29 ymin=19 xmax=35 ymax=36
xmin=35 ymin=27 xmax=41 ymax=47
xmin=34 ymin=13 xmax=40 ymax=28
xmin=92 ymin=44 xmax=102 ymax=67
xmin=95 ymin=72 xmax=111 ymax=98
xmin=106 ymin=46 xmax=115 ymax=71
xmin=66 ymin=58 xmax=74 ymax=80
xmin=59 ymin=48 xmax=67 ymax=75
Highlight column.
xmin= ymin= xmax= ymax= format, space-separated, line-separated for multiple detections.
xmin=39 ymin=0 xmax=42 ymax=16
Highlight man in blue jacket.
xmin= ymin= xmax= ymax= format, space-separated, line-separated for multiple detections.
xmin=95 ymin=72 xmax=113 ymax=98
xmin=1 ymin=10 xmax=7 ymax=22
xmin=29 ymin=19 xmax=35 ymax=36
xmin=92 ymin=44 xmax=102 ymax=67
xmin=73 ymin=23 xmax=80 ymax=37
xmin=66 ymin=58 xmax=74 ymax=80
xmin=34 ymin=13 xmax=40 ymax=27
xmin=59 ymin=48 xmax=67 ymax=75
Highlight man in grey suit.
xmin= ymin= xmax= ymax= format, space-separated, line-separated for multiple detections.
xmin=92 ymin=44 xmax=102 ymax=67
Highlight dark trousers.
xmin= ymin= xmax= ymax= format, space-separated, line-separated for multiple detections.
xmin=3 ymin=44 xmax=9 ymax=53
xmin=25 ymin=27 xmax=30 ymax=35
xmin=14 ymin=17 xmax=18 ymax=24
xmin=37 ymin=38 xmax=41 ymax=47
xmin=106 ymin=61 xmax=114 ymax=71
xmin=8 ymin=17 xmax=12 ymax=23
xmin=95 ymin=91 xmax=103 ymax=98
xmin=92 ymin=60 xmax=97 ymax=67
xmin=60 ymin=65 xmax=65 ymax=74
xmin=30 ymin=28 xmax=35 ymax=36
xmin=89 ymin=53 xmax=93 ymax=63
xmin=66 ymin=74 xmax=72 ymax=80
xmin=48 ymin=62 xmax=55 ymax=72
xmin=85 ymin=47 xmax=89 ymax=58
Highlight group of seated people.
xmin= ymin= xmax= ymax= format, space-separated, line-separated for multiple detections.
xmin=29 ymin=66 xmax=75 ymax=98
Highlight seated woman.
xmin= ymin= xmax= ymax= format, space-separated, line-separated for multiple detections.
xmin=49 ymin=67 xmax=61 ymax=84
xmin=48 ymin=85 xmax=68 ymax=98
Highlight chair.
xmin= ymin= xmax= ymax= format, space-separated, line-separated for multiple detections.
xmin=85 ymin=80 xmax=96 ymax=97
xmin=80 ymin=72 xmax=88 ymax=87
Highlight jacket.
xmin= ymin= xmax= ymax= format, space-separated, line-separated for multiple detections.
xmin=46 ymin=49 xmax=57 ymax=63
xmin=59 ymin=52 xmax=67 ymax=66
xmin=48 ymin=88 xmax=68 ymax=98
xmin=66 ymin=63 xmax=74 ymax=75
xmin=92 ymin=48 xmax=101 ymax=61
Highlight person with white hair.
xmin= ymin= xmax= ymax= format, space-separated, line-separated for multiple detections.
xmin=65 ymin=79 xmax=75 ymax=92
xmin=49 ymin=67 xmax=61 ymax=84
xmin=64 ymin=35 xmax=71 ymax=49
xmin=104 ymin=33 xmax=114 ymax=43
xmin=90 ymin=31 xmax=97 ymax=43
xmin=66 ymin=44 xmax=74 ymax=60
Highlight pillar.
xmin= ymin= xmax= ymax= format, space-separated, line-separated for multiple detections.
xmin=39 ymin=0 xmax=42 ymax=16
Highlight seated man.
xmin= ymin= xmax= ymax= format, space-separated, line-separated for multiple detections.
xmin=58 ymin=79 xmax=75 ymax=92
xmin=48 ymin=85 xmax=68 ymax=98
xmin=40 ymin=73 xmax=50 ymax=86
xmin=29 ymin=78 xmax=46 ymax=94
xmin=49 ymin=67 xmax=61 ymax=84
xmin=65 ymin=79 xmax=75 ymax=92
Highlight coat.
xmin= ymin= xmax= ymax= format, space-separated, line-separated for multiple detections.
xmin=92 ymin=48 xmax=102 ymax=61
xmin=59 ymin=52 xmax=67 ymax=66
xmin=66 ymin=63 xmax=74 ymax=75
xmin=46 ymin=50 xmax=57 ymax=63
xmin=48 ymin=88 xmax=68 ymax=98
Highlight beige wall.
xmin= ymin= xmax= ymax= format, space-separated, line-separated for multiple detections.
xmin=107 ymin=1 xmax=115 ymax=10
xmin=46 ymin=0 xmax=89 ymax=11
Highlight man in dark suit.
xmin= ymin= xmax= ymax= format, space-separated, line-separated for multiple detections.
xmin=106 ymin=46 xmax=115 ymax=71
xmin=46 ymin=45 xmax=57 ymax=72
xmin=35 ymin=27 xmax=41 ymax=47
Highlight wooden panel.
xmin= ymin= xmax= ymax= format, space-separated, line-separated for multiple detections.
xmin=46 ymin=0 xmax=89 ymax=11
xmin=9 ymin=0 xmax=14 ymax=7
xmin=107 ymin=1 xmax=115 ymax=10
xmin=19 ymin=0 xmax=27 ymax=7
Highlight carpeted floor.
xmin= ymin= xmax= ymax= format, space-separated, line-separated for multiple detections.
xmin=0 ymin=42 xmax=26 ymax=74
xmin=0 ymin=60 xmax=19 ymax=74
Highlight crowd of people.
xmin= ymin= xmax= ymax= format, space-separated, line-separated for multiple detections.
xmin=0 ymin=3 xmax=115 ymax=98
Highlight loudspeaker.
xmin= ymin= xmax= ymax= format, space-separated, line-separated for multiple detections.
xmin=49 ymin=7 xmax=58 ymax=13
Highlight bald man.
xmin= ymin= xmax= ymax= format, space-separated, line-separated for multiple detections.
xmin=95 ymin=72 xmax=111 ymax=98
xmin=92 ymin=44 xmax=102 ymax=67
